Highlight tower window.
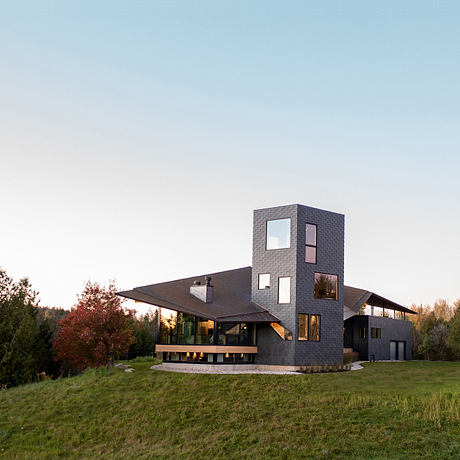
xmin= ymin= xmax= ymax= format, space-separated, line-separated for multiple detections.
xmin=314 ymin=273 xmax=338 ymax=300
xmin=278 ymin=277 xmax=291 ymax=304
xmin=305 ymin=223 xmax=317 ymax=264
xmin=258 ymin=273 xmax=270 ymax=289
xmin=266 ymin=218 xmax=291 ymax=250
xmin=298 ymin=314 xmax=321 ymax=341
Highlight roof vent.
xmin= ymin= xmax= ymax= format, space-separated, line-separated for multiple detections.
xmin=190 ymin=276 xmax=213 ymax=303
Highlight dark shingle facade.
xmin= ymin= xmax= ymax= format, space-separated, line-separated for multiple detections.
xmin=118 ymin=203 xmax=415 ymax=367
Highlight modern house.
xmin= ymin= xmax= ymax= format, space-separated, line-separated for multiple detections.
xmin=118 ymin=204 xmax=416 ymax=369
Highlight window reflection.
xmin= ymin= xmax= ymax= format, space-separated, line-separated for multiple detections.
xmin=305 ymin=246 xmax=316 ymax=264
xmin=196 ymin=319 xmax=214 ymax=344
xmin=258 ymin=273 xmax=270 ymax=289
xmin=217 ymin=323 xmax=255 ymax=345
xmin=278 ymin=277 xmax=291 ymax=304
xmin=298 ymin=314 xmax=308 ymax=340
xmin=314 ymin=273 xmax=337 ymax=300
xmin=306 ymin=223 xmax=317 ymax=246
xmin=266 ymin=218 xmax=291 ymax=249
xmin=310 ymin=315 xmax=320 ymax=341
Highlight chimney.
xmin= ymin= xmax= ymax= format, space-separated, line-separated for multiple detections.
xmin=190 ymin=276 xmax=213 ymax=303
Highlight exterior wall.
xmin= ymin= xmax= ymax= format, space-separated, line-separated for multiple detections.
xmin=344 ymin=315 xmax=369 ymax=360
xmin=252 ymin=204 xmax=345 ymax=366
xmin=252 ymin=205 xmax=298 ymax=366
xmin=368 ymin=316 xmax=413 ymax=360
xmin=295 ymin=205 xmax=344 ymax=366
xmin=344 ymin=315 xmax=413 ymax=360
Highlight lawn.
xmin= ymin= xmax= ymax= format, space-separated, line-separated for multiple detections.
xmin=1 ymin=360 xmax=460 ymax=459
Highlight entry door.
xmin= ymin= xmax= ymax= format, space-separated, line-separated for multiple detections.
xmin=397 ymin=341 xmax=405 ymax=361
xmin=390 ymin=341 xmax=397 ymax=360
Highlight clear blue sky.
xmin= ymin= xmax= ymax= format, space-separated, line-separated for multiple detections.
xmin=1 ymin=1 xmax=459 ymax=309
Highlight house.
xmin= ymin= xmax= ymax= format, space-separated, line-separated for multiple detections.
xmin=117 ymin=204 xmax=416 ymax=369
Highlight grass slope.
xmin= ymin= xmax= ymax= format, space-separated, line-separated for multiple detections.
xmin=1 ymin=361 xmax=460 ymax=459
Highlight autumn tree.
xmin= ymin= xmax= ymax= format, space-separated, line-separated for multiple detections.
xmin=53 ymin=282 xmax=134 ymax=370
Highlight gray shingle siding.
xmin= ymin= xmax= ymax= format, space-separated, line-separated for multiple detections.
xmin=368 ymin=316 xmax=412 ymax=360
xmin=345 ymin=315 xmax=413 ymax=360
xmin=252 ymin=204 xmax=345 ymax=366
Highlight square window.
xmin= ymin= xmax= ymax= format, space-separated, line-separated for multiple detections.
xmin=314 ymin=273 xmax=338 ymax=300
xmin=278 ymin=277 xmax=291 ymax=304
xmin=258 ymin=273 xmax=270 ymax=289
xmin=266 ymin=218 xmax=291 ymax=250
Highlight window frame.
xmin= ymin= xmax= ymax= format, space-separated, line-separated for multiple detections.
xmin=258 ymin=273 xmax=271 ymax=290
xmin=314 ymin=272 xmax=338 ymax=300
xmin=297 ymin=313 xmax=321 ymax=341
xmin=305 ymin=223 xmax=317 ymax=264
xmin=278 ymin=276 xmax=291 ymax=304
xmin=266 ymin=218 xmax=291 ymax=250
xmin=309 ymin=314 xmax=321 ymax=341
xmin=298 ymin=314 xmax=309 ymax=341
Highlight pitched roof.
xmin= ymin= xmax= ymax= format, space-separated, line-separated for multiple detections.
xmin=344 ymin=285 xmax=417 ymax=314
xmin=117 ymin=267 xmax=280 ymax=323
xmin=117 ymin=267 xmax=416 ymax=321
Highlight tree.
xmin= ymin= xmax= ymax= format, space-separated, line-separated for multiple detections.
xmin=448 ymin=302 xmax=460 ymax=359
xmin=127 ymin=310 xmax=159 ymax=359
xmin=0 ymin=269 xmax=56 ymax=387
xmin=53 ymin=281 xmax=135 ymax=370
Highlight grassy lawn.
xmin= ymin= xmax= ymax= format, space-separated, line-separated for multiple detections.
xmin=1 ymin=361 xmax=460 ymax=459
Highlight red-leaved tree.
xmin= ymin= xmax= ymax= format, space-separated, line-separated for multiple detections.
xmin=53 ymin=281 xmax=134 ymax=370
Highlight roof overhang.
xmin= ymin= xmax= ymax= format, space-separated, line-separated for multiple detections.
xmin=344 ymin=285 xmax=417 ymax=315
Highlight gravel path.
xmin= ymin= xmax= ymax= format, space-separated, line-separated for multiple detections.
xmin=150 ymin=363 xmax=301 ymax=375
xmin=150 ymin=362 xmax=367 ymax=375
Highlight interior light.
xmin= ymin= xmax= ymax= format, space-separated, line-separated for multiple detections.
xmin=225 ymin=353 xmax=229 ymax=358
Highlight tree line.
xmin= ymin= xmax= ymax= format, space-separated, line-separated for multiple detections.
xmin=409 ymin=298 xmax=460 ymax=360
xmin=0 ymin=269 xmax=159 ymax=388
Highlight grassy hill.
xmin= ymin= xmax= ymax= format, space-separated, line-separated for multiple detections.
xmin=1 ymin=360 xmax=460 ymax=459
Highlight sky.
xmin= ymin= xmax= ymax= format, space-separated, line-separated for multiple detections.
xmin=1 ymin=1 xmax=459 ymax=311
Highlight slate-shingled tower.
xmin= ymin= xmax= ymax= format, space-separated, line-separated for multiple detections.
xmin=251 ymin=204 xmax=345 ymax=366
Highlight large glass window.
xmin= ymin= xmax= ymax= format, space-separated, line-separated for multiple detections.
xmin=278 ymin=277 xmax=291 ymax=304
xmin=217 ymin=323 xmax=255 ymax=345
xmin=160 ymin=309 xmax=177 ymax=344
xmin=177 ymin=313 xmax=196 ymax=344
xmin=298 ymin=314 xmax=308 ymax=340
xmin=266 ymin=218 xmax=291 ymax=250
xmin=359 ymin=304 xmax=372 ymax=315
xmin=310 ymin=315 xmax=320 ymax=341
xmin=297 ymin=314 xmax=320 ymax=341
xmin=314 ymin=273 xmax=338 ymax=300
xmin=258 ymin=273 xmax=270 ymax=289
xmin=305 ymin=223 xmax=317 ymax=264
xmin=196 ymin=319 xmax=214 ymax=344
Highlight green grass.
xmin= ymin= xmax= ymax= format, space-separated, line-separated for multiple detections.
xmin=1 ymin=361 xmax=460 ymax=459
